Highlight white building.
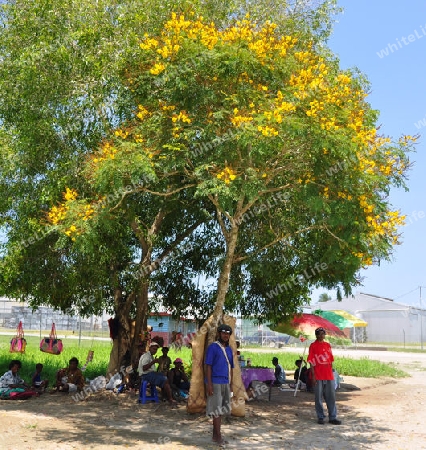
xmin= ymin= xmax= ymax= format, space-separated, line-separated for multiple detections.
xmin=317 ymin=292 xmax=426 ymax=345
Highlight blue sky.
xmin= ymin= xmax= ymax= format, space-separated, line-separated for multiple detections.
xmin=312 ymin=0 xmax=426 ymax=306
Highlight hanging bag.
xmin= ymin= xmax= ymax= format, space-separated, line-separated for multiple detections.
xmin=40 ymin=323 xmax=63 ymax=355
xmin=9 ymin=321 xmax=27 ymax=353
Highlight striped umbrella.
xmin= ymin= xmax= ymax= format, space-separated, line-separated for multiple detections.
xmin=314 ymin=309 xmax=367 ymax=329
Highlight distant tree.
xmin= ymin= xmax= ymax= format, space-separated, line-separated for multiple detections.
xmin=318 ymin=293 xmax=332 ymax=303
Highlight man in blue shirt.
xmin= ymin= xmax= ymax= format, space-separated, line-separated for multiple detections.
xmin=205 ymin=323 xmax=234 ymax=446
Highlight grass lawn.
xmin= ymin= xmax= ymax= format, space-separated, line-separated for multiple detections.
xmin=0 ymin=335 xmax=407 ymax=385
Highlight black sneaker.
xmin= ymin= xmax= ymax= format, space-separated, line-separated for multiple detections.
xmin=317 ymin=418 xmax=325 ymax=424
xmin=329 ymin=419 xmax=342 ymax=425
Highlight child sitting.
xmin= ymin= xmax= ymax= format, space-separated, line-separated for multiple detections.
xmin=31 ymin=363 xmax=49 ymax=393
xmin=292 ymin=359 xmax=314 ymax=392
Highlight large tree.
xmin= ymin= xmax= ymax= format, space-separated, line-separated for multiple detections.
xmin=43 ymin=12 xmax=415 ymax=414
xmin=0 ymin=0 xmax=342 ymax=374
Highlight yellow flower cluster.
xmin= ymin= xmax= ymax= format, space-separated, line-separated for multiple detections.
xmin=288 ymin=54 xmax=382 ymax=147
xmin=48 ymin=204 xmax=67 ymax=225
xmin=160 ymin=103 xmax=176 ymax=112
xmin=47 ymin=187 xmax=95 ymax=241
xmin=93 ymin=142 xmax=117 ymax=163
xmin=48 ymin=188 xmax=78 ymax=226
xmin=78 ymin=204 xmax=95 ymax=221
xmin=267 ymin=92 xmax=296 ymax=124
xmin=231 ymin=108 xmax=253 ymax=127
xmin=64 ymin=224 xmax=79 ymax=240
xmin=352 ymin=252 xmax=373 ymax=266
xmin=171 ymin=111 xmax=192 ymax=124
xmin=140 ymin=13 xmax=298 ymax=76
xmin=139 ymin=34 xmax=159 ymax=50
xmin=320 ymin=116 xmax=338 ymax=131
xmin=399 ymin=135 xmax=417 ymax=146
xmin=64 ymin=187 xmax=78 ymax=202
xmin=150 ymin=62 xmax=166 ymax=75
xmin=216 ymin=166 xmax=237 ymax=184
xmin=359 ymin=195 xmax=405 ymax=239
xmin=114 ymin=129 xmax=129 ymax=139
xmin=257 ymin=125 xmax=278 ymax=136
xmin=47 ymin=189 xmax=74 ymax=226
xmin=337 ymin=191 xmax=353 ymax=201
xmin=305 ymin=99 xmax=324 ymax=117
xmin=323 ymin=186 xmax=329 ymax=199
xmin=137 ymin=105 xmax=150 ymax=121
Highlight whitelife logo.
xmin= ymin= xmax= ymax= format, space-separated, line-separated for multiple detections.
xmin=376 ymin=24 xmax=426 ymax=58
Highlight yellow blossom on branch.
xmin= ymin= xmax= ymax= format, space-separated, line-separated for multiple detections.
xmin=171 ymin=111 xmax=192 ymax=124
xmin=64 ymin=187 xmax=78 ymax=202
xmin=150 ymin=62 xmax=166 ymax=75
xmin=216 ymin=166 xmax=237 ymax=184
xmin=136 ymin=105 xmax=150 ymax=121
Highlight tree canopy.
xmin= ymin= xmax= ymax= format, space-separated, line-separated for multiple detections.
xmin=0 ymin=1 xmax=416 ymax=336
xmin=44 ymin=12 xmax=415 ymax=322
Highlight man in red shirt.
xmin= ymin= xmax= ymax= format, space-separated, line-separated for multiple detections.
xmin=308 ymin=327 xmax=341 ymax=425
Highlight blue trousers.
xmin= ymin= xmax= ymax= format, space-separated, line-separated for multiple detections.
xmin=315 ymin=380 xmax=337 ymax=420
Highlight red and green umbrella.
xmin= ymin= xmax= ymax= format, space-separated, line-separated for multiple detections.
xmin=271 ymin=313 xmax=346 ymax=340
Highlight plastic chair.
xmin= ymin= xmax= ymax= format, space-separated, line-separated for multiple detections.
xmin=139 ymin=379 xmax=159 ymax=404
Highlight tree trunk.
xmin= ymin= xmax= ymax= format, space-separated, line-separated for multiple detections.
xmin=131 ymin=281 xmax=149 ymax=363
xmin=106 ymin=289 xmax=135 ymax=377
xmin=213 ymin=223 xmax=239 ymax=317
xmin=187 ymin=313 xmax=245 ymax=416
xmin=187 ymin=221 xmax=245 ymax=415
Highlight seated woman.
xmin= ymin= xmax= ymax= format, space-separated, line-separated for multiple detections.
xmin=54 ymin=357 xmax=85 ymax=393
xmin=0 ymin=360 xmax=37 ymax=398
xmin=168 ymin=358 xmax=190 ymax=398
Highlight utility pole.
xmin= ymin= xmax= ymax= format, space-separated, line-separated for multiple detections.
xmin=420 ymin=286 xmax=425 ymax=351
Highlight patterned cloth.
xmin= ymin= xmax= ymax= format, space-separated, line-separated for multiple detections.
xmin=0 ymin=370 xmax=25 ymax=394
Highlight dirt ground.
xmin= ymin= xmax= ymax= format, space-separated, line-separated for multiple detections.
xmin=1 ymin=348 xmax=426 ymax=450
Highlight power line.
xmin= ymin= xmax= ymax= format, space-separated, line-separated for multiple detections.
xmin=395 ymin=286 xmax=420 ymax=300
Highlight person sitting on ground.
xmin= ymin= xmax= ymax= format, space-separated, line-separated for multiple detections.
xmin=0 ymin=360 xmax=34 ymax=398
xmin=157 ymin=346 xmax=172 ymax=375
xmin=168 ymin=358 xmax=190 ymax=399
xmin=292 ymin=359 xmax=306 ymax=387
xmin=54 ymin=357 xmax=85 ymax=393
xmin=31 ymin=363 xmax=49 ymax=393
xmin=291 ymin=359 xmax=314 ymax=392
xmin=272 ymin=357 xmax=286 ymax=386
xmin=138 ymin=341 xmax=176 ymax=405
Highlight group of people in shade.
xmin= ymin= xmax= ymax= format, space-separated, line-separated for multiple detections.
xmin=137 ymin=341 xmax=190 ymax=404
xmin=0 ymin=357 xmax=85 ymax=398
xmin=271 ymin=355 xmax=314 ymax=391
xmin=1 ymin=325 xmax=340 ymax=446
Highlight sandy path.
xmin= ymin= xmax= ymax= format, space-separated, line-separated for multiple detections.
xmin=1 ymin=348 xmax=425 ymax=449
